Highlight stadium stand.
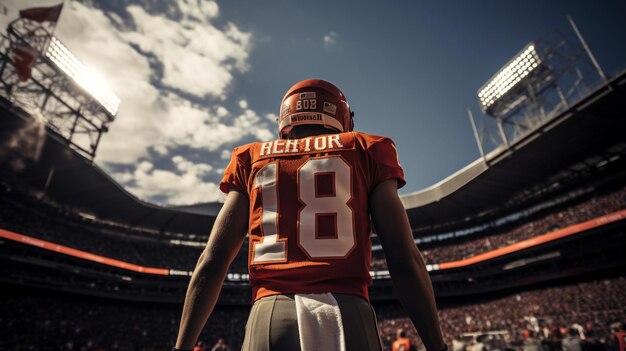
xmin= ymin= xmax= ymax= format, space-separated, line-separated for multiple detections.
xmin=371 ymin=181 xmax=626 ymax=270
xmin=0 ymin=285 xmax=248 ymax=351
xmin=0 ymin=183 xmax=200 ymax=270
xmin=1 ymin=277 xmax=623 ymax=351
xmin=377 ymin=277 xmax=626 ymax=351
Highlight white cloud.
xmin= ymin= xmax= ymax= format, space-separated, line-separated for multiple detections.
xmin=153 ymin=145 xmax=168 ymax=156
xmin=238 ymin=100 xmax=248 ymax=109
xmin=179 ymin=0 xmax=219 ymax=20
xmin=172 ymin=155 xmax=213 ymax=176
xmin=137 ymin=160 xmax=154 ymax=172
xmin=115 ymin=156 xmax=221 ymax=205
xmin=216 ymin=106 xmax=229 ymax=117
xmin=154 ymin=96 xmax=272 ymax=151
xmin=265 ymin=112 xmax=278 ymax=122
xmin=323 ymin=32 xmax=338 ymax=48
xmin=124 ymin=5 xmax=250 ymax=98
xmin=221 ymin=149 xmax=233 ymax=160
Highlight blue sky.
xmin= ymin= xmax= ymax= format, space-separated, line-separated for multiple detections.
xmin=2 ymin=1 xmax=625 ymax=205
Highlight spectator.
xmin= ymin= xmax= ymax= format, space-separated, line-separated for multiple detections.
xmin=472 ymin=335 xmax=487 ymax=351
xmin=452 ymin=335 xmax=468 ymax=351
xmin=194 ymin=340 xmax=207 ymax=351
xmin=210 ymin=338 xmax=231 ymax=351
xmin=562 ymin=328 xmax=583 ymax=351
xmin=524 ymin=331 xmax=542 ymax=351
xmin=393 ymin=329 xmax=413 ymax=351
xmin=608 ymin=322 xmax=625 ymax=351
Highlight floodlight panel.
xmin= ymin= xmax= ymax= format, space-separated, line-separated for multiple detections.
xmin=478 ymin=43 xmax=542 ymax=113
xmin=45 ymin=37 xmax=120 ymax=116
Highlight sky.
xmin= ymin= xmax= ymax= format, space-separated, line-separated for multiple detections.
xmin=1 ymin=0 xmax=625 ymax=206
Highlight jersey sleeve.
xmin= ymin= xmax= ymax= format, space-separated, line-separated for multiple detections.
xmin=219 ymin=145 xmax=252 ymax=196
xmin=367 ymin=136 xmax=406 ymax=190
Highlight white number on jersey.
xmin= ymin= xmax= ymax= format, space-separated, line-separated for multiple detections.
xmin=251 ymin=156 xmax=355 ymax=263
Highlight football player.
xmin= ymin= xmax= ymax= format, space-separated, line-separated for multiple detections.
xmin=173 ymin=79 xmax=446 ymax=351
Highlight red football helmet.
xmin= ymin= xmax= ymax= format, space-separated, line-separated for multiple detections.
xmin=278 ymin=79 xmax=353 ymax=139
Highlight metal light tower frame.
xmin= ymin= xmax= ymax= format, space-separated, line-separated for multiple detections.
xmin=470 ymin=17 xmax=608 ymax=157
xmin=0 ymin=18 xmax=119 ymax=160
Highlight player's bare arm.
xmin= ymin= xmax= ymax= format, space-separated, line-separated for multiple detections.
xmin=175 ymin=189 xmax=249 ymax=350
xmin=371 ymin=179 xmax=446 ymax=351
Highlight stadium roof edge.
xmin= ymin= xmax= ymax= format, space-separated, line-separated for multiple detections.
xmin=400 ymin=157 xmax=488 ymax=209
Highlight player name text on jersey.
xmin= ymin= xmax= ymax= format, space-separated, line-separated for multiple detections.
xmin=259 ymin=135 xmax=345 ymax=156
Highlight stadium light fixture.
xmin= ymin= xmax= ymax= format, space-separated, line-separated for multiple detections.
xmin=45 ymin=37 xmax=120 ymax=116
xmin=478 ymin=43 xmax=542 ymax=115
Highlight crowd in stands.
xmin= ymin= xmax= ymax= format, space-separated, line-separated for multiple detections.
xmin=377 ymin=277 xmax=626 ymax=351
xmin=0 ymin=181 xmax=208 ymax=272
xmin=0 ymin=287 xmax=247 ymax=351
xmin=0 ymin=277 xmax=623 ymax=351
xmin=371 ymin=185 xmax=626 ymax=270
xmin=2 ymin=178 xmax=626 ymax=277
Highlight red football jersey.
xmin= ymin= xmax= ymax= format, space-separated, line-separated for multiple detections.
xmin=220 ymin=131 xmax=405 ymax=301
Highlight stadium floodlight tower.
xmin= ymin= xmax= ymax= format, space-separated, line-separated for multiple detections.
xmin=472 ymin=20 xmax=609 ymax=156
xmin=0 ymin=17 xmax=119 ymax=160
xmin=478 ymin=43 xmax=551 ymax=118
xmin=476 ymin=42 xmax=556 ymax=148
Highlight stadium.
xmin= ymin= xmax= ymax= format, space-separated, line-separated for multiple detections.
xmin=1 ymin=3 xmax=626 ymax=351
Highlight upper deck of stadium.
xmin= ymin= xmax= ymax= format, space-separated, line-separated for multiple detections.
xmin=1 ymin=69 xmax=625 ymax=237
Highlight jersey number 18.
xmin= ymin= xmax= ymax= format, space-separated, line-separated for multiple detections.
xmin=252 ymin=156 xmax=356 ymax=263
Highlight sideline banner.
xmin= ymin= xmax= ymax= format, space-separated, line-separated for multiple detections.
xmin=0 ymin=228 xmax=169 ymax=275
xmin=438 ymin=208 xmax=626 ymax=270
